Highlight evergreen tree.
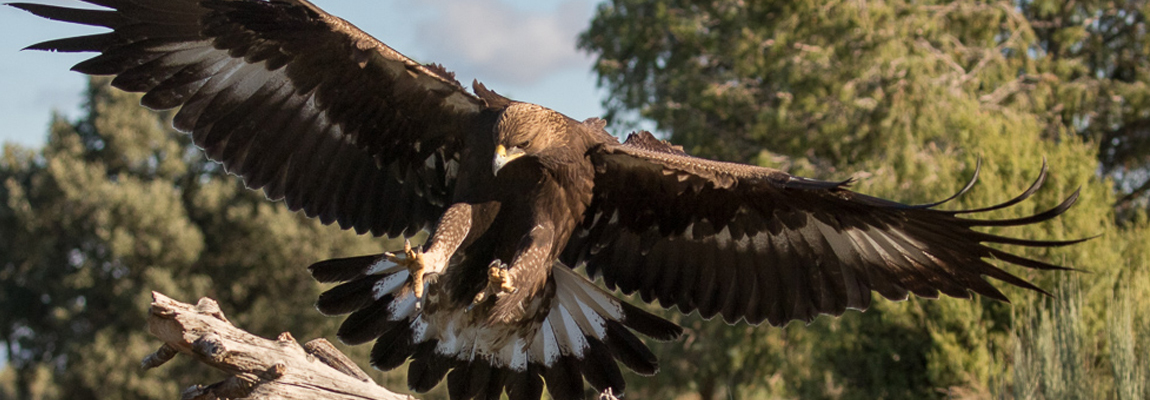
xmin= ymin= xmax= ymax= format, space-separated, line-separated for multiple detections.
xmin=0 ymin=78 xmax=404 ymax=399
xmin=4 ymin=1 xmax=1149 ymax=398
xmin=581 ymin=1 xmax=1140 ymax=398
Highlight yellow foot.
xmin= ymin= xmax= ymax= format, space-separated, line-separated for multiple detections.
xmin=473 ymin=261 xmax=516 ymax=305
xmin=384 ymin=240 xmax=428 ymax=300
xmin=489 ymin=264 xmax=516 ymax=293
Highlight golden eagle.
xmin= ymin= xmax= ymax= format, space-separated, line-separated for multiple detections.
xmin=16 ymin=1 xmax=1084 ymax=399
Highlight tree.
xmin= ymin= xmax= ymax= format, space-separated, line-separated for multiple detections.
xmin=581 ymin=1 xmax=1139 ymax=398
xmin=0 ymin=78 xmax=406 ymax=399
xmin=581 ymin=1 xmax=1150 ymax=199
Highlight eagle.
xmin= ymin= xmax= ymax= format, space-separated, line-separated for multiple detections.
xmin=15 ymin=1 xmax=1085 ymax=399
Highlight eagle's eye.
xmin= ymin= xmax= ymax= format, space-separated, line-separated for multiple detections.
xmin=518 ymin=140 xmax=532 ymax=149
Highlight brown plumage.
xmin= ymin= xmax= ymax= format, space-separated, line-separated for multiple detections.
xmin=15 ymin=1 xmax=1086 ymax=399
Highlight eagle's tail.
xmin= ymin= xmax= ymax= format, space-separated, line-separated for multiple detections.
xmin=309 ymin=255 xmax=682 ymax=400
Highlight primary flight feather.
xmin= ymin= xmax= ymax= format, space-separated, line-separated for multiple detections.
xmin=14 ymin=0 xmax=1086 ymax=399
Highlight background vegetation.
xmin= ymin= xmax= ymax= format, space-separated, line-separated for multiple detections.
xmin=579 ymin=1 xmax=1149 ymax=399
xmin=2 ymin=0 xmax=1149 ymax=399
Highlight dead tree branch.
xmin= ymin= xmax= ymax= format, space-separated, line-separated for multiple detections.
xmin=141 ymin=291 xmax=414 ymax=400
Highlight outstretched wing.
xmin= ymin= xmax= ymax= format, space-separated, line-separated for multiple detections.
xmin=15 ymin=0 xmax=486 ymax=236
xmin=562 ymin=131 xmax=1084 ymax=326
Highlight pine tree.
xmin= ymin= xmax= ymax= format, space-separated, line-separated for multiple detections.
xmin=0 ymin=78 xmax=404 ymax=399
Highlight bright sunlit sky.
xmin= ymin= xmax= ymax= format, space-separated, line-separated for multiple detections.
xmin=0 ymin=0 xmax=608 ymax=148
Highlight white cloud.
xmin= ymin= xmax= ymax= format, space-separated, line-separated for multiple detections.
xmin=404 ymin=0 xmax=594 ymax=85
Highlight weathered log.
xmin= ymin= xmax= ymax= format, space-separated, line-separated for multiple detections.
xmin=142 ymin=291 xmax=413 ymax=400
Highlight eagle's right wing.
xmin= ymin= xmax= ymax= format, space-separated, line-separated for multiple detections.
xmin=564 ymin=131 xmax=1085 ymax=326
xmin=15 ymin=0 xmax=486 ymax=236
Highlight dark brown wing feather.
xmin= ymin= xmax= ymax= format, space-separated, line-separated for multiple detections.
xmin=14 ymin=0 xmax=485 ymax=236
xmin=562 ymin=131 xmax=1085 ymax=326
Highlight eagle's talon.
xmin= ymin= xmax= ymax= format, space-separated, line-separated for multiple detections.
xmin=384 ymin=239 xmax=429 ymax=301
xmin=471 ymin=261 xmax=516 ymax=305
xmin=487 ymin=262 xmax=516 ymax=294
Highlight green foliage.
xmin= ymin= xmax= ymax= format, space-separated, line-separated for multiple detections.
xmin=0 ymin=78 xmax=401 ymax=399
xmin=581 ymin=0 xmax=1147 ymax=399
xmin=1014 ymin=279 xmax=1099 ymax=400
xmin=1106 ymin=286 xmax=1147 ymax=400
xmin=1003 ymin=277 xmax=1150 ymax=400
xmin=3 ymin=1 xmax=1149 ymax=398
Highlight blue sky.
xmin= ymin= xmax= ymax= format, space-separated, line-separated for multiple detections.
xmin=0 ymin=0 xmax=607 ymax=148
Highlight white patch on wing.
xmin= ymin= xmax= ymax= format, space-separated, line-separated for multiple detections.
xmin=509 ymin=337 xmax=529 ymax=371
xmin=553 ymin=286 xmax=595 ymax=339
xmin=388 ymin=291 xmax=418 ymax=321
xmin=552 ymin=266 xmax=619 ymax=333
xmin=367 ymin=258 xmax=402 ymax=275
xmin=574 ymin=298 xmax=607 ymax=339
xmin=531 ymin=315 xmax=560 ymax=365
xmin=552 ymin=304 xmax=587 ymax=358
xmin=372 ymin=269 xmax=409 ymax=299
xmin=563 ymin=278 xmax=623 ymax=320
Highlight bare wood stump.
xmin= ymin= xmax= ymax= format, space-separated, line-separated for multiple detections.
xmin=142 ymin=291 xmax=414 ymax=400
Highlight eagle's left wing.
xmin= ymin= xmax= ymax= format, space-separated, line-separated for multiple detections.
xmin=562 ymin=132 xmax=1084 ymax=326
xmin=14 ymin=0 xmax=486 ymax=237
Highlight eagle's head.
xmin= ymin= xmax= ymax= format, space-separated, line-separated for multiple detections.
xmin=492 ymin=102 xmax=568 ymax=176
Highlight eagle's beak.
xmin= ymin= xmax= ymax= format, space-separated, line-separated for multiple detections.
xmin=493 ymin=145 xmax=525 ymax=176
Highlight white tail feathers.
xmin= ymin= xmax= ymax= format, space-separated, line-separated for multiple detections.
xmin=311 ymin=254 xmax=681 ymax=399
